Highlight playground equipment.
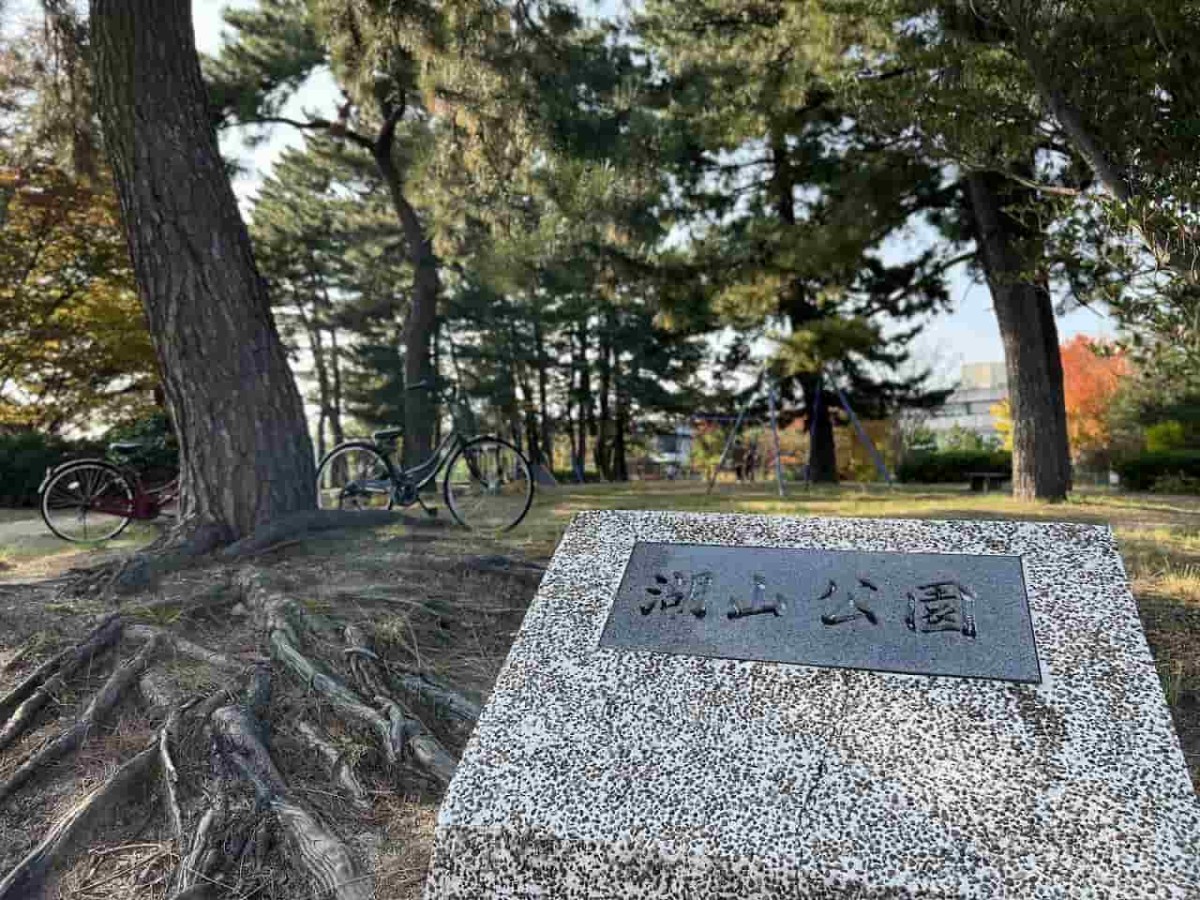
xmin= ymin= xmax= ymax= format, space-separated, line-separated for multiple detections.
xmin=705 ymin=370 xmax=892 ymax=496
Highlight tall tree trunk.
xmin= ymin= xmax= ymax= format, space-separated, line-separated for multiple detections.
xmin=965 ymin=172 xmax=1071 ymax=501
xmin=296 ymin=281 xmax=332 ymax=461
xmin=327 ymin=324 xmax=344 ymax=446
xmin=576 ymin=320 xmax=591 ymax=476
xmin=372 ymin=113 xmax=438 ymax=469
xmin=801 ymin=374 xmax=837 ymax=483
xmin=594 ymin=318 xmax=612 ymax=480
xmin=770 ymin=128 xmax=837 ymax=482
xmin=315 ymin=280 xmax=343 ymax=447
xmin=507 ymin=321 xmax=540 ymax=464
xmin=91 ymin=0 xmax=315 ymax=543
xmin=613 ymin=349 xmax=629 ymax=483
xmin=533 ymin=315 xmax=552 ymax=472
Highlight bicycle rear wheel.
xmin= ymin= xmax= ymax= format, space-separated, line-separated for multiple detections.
xmin=442 ymin=437 xmax=534 ymax=532
xmin=316 ymin=442 xmax=395 ymax=511
xmin=40 ymin=461 xmax=134 ymax=543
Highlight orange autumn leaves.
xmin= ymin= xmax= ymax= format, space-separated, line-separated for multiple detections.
xmin=1061 ymin=335 xmax=1128 ymax=459
xmin=992 ymin=336 xmax=1128 ymax=460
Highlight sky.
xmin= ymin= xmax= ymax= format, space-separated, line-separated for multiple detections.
xmin=191 ymin=0 xmax=1116 ymax=384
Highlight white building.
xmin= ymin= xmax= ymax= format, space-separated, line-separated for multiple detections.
xmin=927 ymin=362 xmax=1009 ymax=439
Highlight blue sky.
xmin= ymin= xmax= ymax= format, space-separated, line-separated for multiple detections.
xmin=191 ymin=0 xmax=1116 ymax=381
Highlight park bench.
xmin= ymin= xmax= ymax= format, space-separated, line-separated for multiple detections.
xmin=968 ymin=470 xmax=1008 ymax=492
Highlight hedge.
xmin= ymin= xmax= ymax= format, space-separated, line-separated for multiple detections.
xmin=0 ymin=432 xmax=101 ymax=507
xmin=896 ymin=450 xmax=1013 ymax=485
xmin=1113 ymin=451 xmax=1200 ymax=492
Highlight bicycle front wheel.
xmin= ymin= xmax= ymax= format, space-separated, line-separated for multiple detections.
xmin=316 ymin=442 xmax=395 ymax=511
xmin=40 ymin=461 xmax=134 ymax=543
xmin=442 ymin=437 xmax=534 ymax=532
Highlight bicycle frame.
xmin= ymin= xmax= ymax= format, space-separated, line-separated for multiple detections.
xmin=42 ymin=460 xmax=180 ymax=521
xmin=392 ymin=429 xmax=467 ymax=490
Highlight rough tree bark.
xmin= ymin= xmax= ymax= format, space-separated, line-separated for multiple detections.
xmin=770 ymin=127 xmax=838 ymax=482
xmin=372 ymin=108 xmax=440 ymax=469
xmin=91 ymin=0 xmax=316 ymax=544
xmin=965 ymin=172 xmax=1072 ymax=501
xmin=800 ymin=373 xmax=838 ymax=484
xmin=576 ymin=321 xmax=592 ymax=476
xmin=594 ymin=321 xmax=613 ymax=481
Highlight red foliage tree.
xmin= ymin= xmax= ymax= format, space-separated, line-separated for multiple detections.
xmin=1061 ymin=335 xmax=1128 ymax=465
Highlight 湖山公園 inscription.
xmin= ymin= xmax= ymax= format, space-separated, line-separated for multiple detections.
xmin=600 ymin=542 xmax=1040 ymax=683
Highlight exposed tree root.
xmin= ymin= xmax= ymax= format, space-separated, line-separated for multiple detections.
xmin=343 ymin=626 xmax=457 ymax=788
xmin=0 ymin=635 xmax=161 ymax=804
xmin=160 ymin=708 xmax=184 ymax=844
xmin=274 ymin=606 xmax=400 ymax=761
xmin=0 ymin=528 xmax=512 ymax=896
xmin=209 ymin=670 xmax=372 ymax=900
xmin=344 ymin=625 xmax=480 ymax=740
xmin=244 ymin=572 xmax=458 ymax=787
xmin=79 ymin=525 xmax=230 ymax=597
xmin=125 ymin=624 xmax=248 ymax=673
xmin=0 ymin=615 xmax=121 ymax=730
xmin=0 ymin=738 xmax=159 ymax=899
xmin=294 ymin=718 xmax=370 ymax=809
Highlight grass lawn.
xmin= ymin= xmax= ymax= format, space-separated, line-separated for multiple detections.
xmin=0 ymin=507 xmax=159 ymax=579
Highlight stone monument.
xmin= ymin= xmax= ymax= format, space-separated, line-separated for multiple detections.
xmin=425 ymin=512 xmax=1200 ymax=898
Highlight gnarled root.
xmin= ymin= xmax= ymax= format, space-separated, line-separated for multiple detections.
xmin=345 ymin=621 xmax=480 ymax=741
xmin=242 ymin=573 xmax=406 ymax=764
xmin=210 ymin=673 xmax=372 ymax=900
xmin=294 ymin=718 xmax=370 ymax=809
xmin=343 ymin=626 xmax=458 ymax=788
xmin=0 ymin=615 xmax=122 ymax=746
xmin=0 ymin=634 xmax=161 ymax=804
xmin=243 ymin=572 xmax=459 ymax=787
xmin=0 ymin=739 xmax=160 ymax=899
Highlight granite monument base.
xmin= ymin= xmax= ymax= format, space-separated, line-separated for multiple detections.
xmin=425 ymin=512 xmax=1200 ymax=899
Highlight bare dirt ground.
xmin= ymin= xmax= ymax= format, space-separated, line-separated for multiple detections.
xmin=0 ymin=520 xmax=543 ymax=899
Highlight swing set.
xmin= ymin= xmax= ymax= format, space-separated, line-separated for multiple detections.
xmin=705 ymin=370 xmax=892 ymax=496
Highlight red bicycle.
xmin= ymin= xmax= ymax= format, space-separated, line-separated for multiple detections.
xmin=38 ymin=441 xmax=180 ymax=543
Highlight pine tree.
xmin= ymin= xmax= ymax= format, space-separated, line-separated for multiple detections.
xmin=639 ymin=0 xmax=956 ymax=482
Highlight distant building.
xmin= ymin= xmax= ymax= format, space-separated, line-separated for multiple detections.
xmin=649 ymin=425 xmax=694 ymax=468
xmin=927 ymin=362 xmax=1008 ymax=439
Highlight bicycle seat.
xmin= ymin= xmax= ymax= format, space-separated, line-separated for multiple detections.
xmin=373 ymin=428 xmax=403 ymax=443
xmin=109 ymin=441 xmax=145 ymax=455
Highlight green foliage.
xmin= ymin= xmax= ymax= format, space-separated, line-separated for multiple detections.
xmin=103 ymin=411 xmax=178 ymax=476
xmin=1115 ymin=452 xmax=1200 ymax=493
xmin=0 ymin=165 xmax=157 ymax=433
xmin=821 ymin=0 xmax=1200 ymax=376
xmin=0 ymin=430 xmax=97 ymax=507
xmin=638 ymin=0 xmax=956 ymax=472
xmin=1145 ymin=421 xmax=1189 ymax=454
xmin=937 ymin=426 xmax=1000 ymax=453
xmin=203 ymin=0 xmax=324 ymax=132
xmin=896 ymin=450 xmax=1012 ymax=485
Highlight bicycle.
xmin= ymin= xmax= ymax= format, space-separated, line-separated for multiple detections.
xmin=314 ymin=380 xmax=535 ymax=532
xmin=38 ymin=441 xmax=180 ymax=543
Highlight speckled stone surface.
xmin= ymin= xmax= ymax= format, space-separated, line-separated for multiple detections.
xmin=424 ymin=512 xmax=1200 ymax=899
